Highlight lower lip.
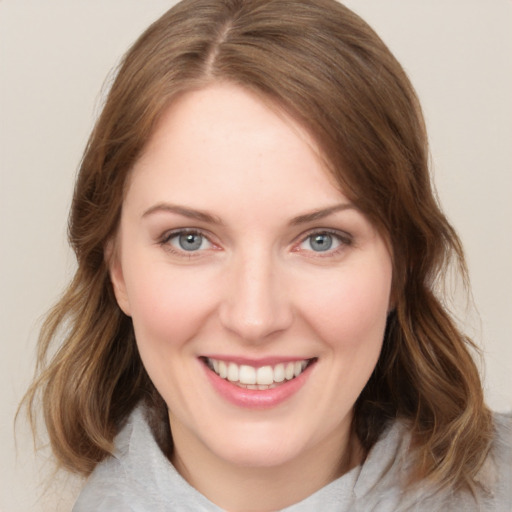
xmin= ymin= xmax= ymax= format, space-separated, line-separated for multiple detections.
xmin=202 ymin=361 xmax=314 ymax=409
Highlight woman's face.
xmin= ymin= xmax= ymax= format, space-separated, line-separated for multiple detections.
xmin=111 ymin=83 xmax=392 ymax=477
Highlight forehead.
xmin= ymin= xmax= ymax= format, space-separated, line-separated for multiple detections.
xmin=125 ymin=83 xmax=348 ymax=214
xmin=139 ymin=83 xmax=323 ymax=170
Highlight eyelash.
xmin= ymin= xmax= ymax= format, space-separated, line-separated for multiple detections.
xmin=158 ymin=228 xmax=353 ymax=258
xmin=293 ymin=229 xmax=353 ymax=257
xmin=158 ymin=229 xmax=216 ymax=258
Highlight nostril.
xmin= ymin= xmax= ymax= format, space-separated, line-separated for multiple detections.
xmin=218 ymin=297 xmax=294 ymax=342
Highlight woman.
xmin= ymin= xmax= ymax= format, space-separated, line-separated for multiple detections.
xmin=23 ymin=0 xmax=511 ymax=510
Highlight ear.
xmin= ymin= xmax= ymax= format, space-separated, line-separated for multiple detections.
xmin=105 ymin=239 xmax=132 ymax=316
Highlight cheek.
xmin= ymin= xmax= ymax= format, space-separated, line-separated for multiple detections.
xmin=299 ymin=257 xmax=392 ymax=351
xmin=124 ymin=263 xmax=218 ymax=350
xmin=298 ymin=259 xmax=392 ymax=417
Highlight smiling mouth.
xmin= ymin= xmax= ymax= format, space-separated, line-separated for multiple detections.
xmin=201 ymin=357 xmax=317 ymax=390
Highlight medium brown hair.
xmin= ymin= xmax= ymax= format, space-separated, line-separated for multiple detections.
xmin=23 ymin=0 xmax=492 ymax=490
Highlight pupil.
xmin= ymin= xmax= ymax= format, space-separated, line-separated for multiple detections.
xmin=179 ymin=233 xmax=202 ymax=251
xmin=311 ymin=234 xmax=332 ymax=251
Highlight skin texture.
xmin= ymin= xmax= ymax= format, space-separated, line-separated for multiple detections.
xmin=110 ymin=83 xmax=393 ymax=510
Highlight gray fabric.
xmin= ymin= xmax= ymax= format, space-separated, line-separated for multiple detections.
xmin=73 ymin=406 xmax=512 ymax=511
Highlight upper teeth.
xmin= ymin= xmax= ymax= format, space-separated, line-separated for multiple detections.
xmin=207 ymin=358 xmax=309 ymax=386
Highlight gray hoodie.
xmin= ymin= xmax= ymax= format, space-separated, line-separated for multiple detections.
xmin=73 ymin=406 xmax=512 ymax=511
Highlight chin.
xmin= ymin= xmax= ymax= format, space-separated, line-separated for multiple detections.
xmin=217 ymin=442 xmax=304 ymax=469
xmin=203 ymin=423 xmax=318 ymax=469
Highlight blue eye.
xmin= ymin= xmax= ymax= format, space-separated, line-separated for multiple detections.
xmin=168 ymin=231 xmax=211 ymax=252
xmin=309 ymin=233 xmax=334 ymax=252
xmin=298 ymin=231 xmax=347 ymax=253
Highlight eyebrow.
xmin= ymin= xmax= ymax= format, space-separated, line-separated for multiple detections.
xmin=142 ymin=203 xmax=224 ymax=225
xmin=289 ymin=203 xmax=356 ymax=226
xmin=142 ymin=202 xmax=356 ymax=226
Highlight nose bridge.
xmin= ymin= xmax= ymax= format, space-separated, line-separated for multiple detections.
xmin=219 ymin=245 xmax=292 ymax=341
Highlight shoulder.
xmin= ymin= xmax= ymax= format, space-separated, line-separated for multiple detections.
xmin=356 ymin=413 xmax=512 ymax=511
xmin=72 ymin=456 xmax=147 ymax=511
xmin=72 ymin=407 xmax=159 ymax=511
xmin=72 ymin=404 xmax=223 ymax=511
xmin=492 ymin=410 xmax=512 ymax=455
xmin=417 ymin=411 xmax=512 ymax=512
xmin=486 ymin=411 xmax=512 ymax=508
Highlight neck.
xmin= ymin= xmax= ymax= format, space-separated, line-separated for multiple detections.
xmin=170 ymin=418 xmax=363 ymax=512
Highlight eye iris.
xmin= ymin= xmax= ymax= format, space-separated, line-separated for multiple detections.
xmin=310 ymin=233 xmax=333 ymax=252
xmin=178 ymin=233 xmax=203 ymax=251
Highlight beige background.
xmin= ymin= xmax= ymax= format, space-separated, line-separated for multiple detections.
xmin=1 ymin=1 xmax=511 ymax=510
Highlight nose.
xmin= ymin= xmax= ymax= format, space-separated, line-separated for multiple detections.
xmin=218 ymin=250 xmax=293 ymax=343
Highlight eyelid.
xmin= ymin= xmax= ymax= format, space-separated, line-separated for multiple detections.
xmin=158 ymin=228 xmax=219 ymax=256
